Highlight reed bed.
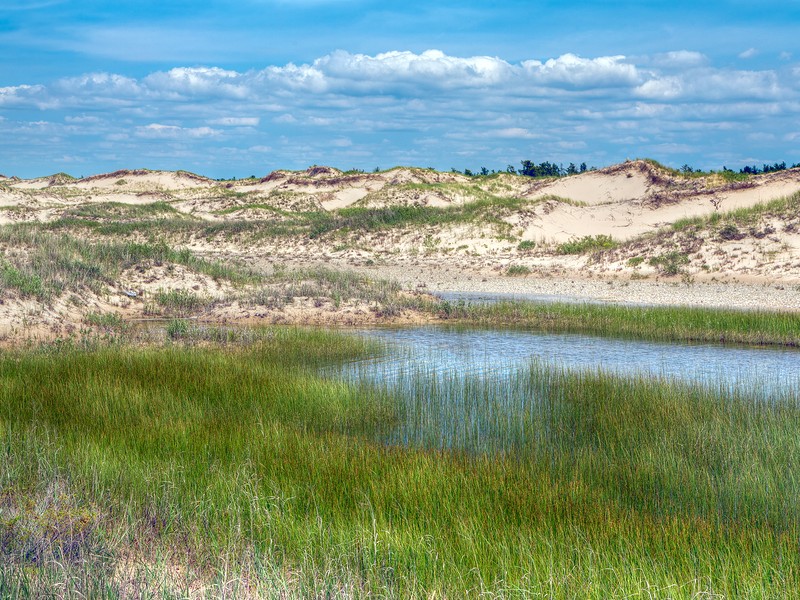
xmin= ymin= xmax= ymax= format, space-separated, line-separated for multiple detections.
xmin=431 ymin=298 xmax=800 ymax=347
xmin=1 ymin=327 xmax=799 ymax=597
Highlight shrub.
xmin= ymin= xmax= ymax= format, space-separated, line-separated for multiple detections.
xmin=649 ymin=251 xmax=690 ymax=276
xmin=517 ymin=240 xmax=536 ymax=252
xmin=627 ymin=256 xmax=645 ymax=267
xmin=506 ymin=265 xmax=531 ymax=276
xmin=557 ymin=235 xmax=617 ymax=255
xmin=718 ymin=223 xmax=745 ymax=241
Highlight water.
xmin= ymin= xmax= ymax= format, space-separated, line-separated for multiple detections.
xmin=340 ymin=325 xmax=800 ymax=398
xmin=333 ymin=325 xmax=800 ymax=452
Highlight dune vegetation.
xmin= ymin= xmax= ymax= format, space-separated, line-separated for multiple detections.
xmin=1 ymin=327 xmax=799 ymax=597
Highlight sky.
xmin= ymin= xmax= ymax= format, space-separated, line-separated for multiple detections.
xmin=1 ymin=0 xmax=799 ymax=178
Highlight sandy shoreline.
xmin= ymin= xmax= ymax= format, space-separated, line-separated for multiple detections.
xmin=346 ymin=263 xmax=800 ymax=311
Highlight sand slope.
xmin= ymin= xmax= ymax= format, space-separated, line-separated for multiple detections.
xmin=3 ymin=160 xmax=800 ymax=341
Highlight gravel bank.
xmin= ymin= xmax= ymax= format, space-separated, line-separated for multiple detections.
xmin=352 ymin=264 xmax=800 ymax=312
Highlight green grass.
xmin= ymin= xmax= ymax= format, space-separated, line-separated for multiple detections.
xmin=516 ymin=240 xmax=536 ymax=252
xmin=505 ymin=264 xmax=531 ymax=276
xmin=150 ymin=289 xmax=206 ymax=316
xmin=1 ymin=329 xmax=798 ymax=596
xmin=557 ymin=234 xmax=617 ymax=255
xmin=0 ymin=261 xmax=47 ymax=298
xmin=308 ymin=193 xmax=573 ymax=239
xmin=428 ymin=300 xmax=800 ymax=347
xmin=0 ymin=227 xmax=259 ymax=302
xmin=247 ymin=265 xmax=406 ymax=315
xmin=630 ymin=190 xmax=800 ymax=250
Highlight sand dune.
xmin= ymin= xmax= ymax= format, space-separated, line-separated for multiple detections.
xmin=3 ymin=160 xmax=800 ymax=340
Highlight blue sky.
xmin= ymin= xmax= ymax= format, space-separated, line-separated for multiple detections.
xmin=1 ymin=0 xmax=799 ymax=178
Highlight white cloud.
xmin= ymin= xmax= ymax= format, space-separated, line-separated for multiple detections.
xmin=56 ymin=73 xmax=141 ymax=97
xmin=493 ymin=128 xmax=539 ymax=139
xmin=523 ymin=54 xmax=640 ymax=88
xmin=636 ymin=68 xmax=782 ymax=101
xmin=144 ymin=67 xmax=248 ymax=99
xmin=65 ymin=115 xmax=101 ymax=124
xmin=650 ymin=51 xmax=708 ymax=68
xmin=4 ymin=49 xmax=800 ymax=177
xmin=209 ymin=117 xmax=260 ymax=126
xmin=135 ymin=124 xmax=221 ymax=139
xmin=635 ymin=76 xmax=683 ymax=100
xmin=739 ymin=48 xmax=759 ymax=59
xmin=315 ymin=49 xmax=514 ymax=90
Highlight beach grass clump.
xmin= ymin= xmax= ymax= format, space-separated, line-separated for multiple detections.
xmin=246 ymin=265 xmax=406 ymax=314
xmin=83 ymin=311 xmax=128 ymax=333
xmin=151 ymin=289 xmax=206 ymax=316
xmin=557 ymin=234 xmax=617 ymax=255
xmin=0 ymin=226 xmax=259 ymax=302
xmin=516 ymin=240 xmax=536 ymax=252
xmin=505 ymin=264 xmax=531 ymax=276
xmin=1 ymin=328 xmax=799 ymax=596
xmin=308 ymin=192 xmax=548 ymax=239
xmin=0 ymin=260 xmax=47 ymax=299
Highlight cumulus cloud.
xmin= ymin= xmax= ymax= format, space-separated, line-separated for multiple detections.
xmin=144 ymin=67 xmax=249 ymax=99
xmin=739 ymin=48 xmax=759 ymax=59
xmin=3 ymin=49 xmax=800 ymax=176
xmin=315 ymin=49 xmax=514 ymax=91
xmin=523 ymin=54 xmax=640 ymax=88
xmin=6 ymin=49 xmax=794 ymax=109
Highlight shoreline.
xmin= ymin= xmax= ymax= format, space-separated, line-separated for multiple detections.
xmin=325 ymin=261 xmax=800 ymax=312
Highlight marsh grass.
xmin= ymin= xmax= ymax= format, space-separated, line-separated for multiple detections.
xmin=150 ymin=289 xmax=207 ymax=316
xmin=428 ymin=299 xmax=800 ymax=347
xmin=1 ymin=327 xmax=799 ymax=596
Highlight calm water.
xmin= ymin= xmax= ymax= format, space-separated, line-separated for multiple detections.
xmin=340 ymin=326 xmax=800 ymax=398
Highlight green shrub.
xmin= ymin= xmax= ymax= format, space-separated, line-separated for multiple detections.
xmin=0 ymin=262 xmax=47 ymax=299
xmin=83 ymin=312 xmax=127 ymax=331
xmin=506 ymin=265 xmax=531 ymax=276
xmin=557 ymin=234 xmax=617 ymax=255
xmin=517 ymin=240 xmax=536 ymax=252
xmin=649 ymin=251 xmax=690 ymax=276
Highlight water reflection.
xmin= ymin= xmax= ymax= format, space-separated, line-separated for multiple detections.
xmin=340 ymin=326 xmax=800 ymax=399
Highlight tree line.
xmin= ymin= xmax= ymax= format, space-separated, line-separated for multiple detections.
xmin=452 ymin=159 xmax=799 ymax=179
xmin=453 ymin=161 xmax=595 ymax=178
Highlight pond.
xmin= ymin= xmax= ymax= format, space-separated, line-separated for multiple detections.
xmin=340 ymin=325 xmax=800 ymax=398
xmin=334 ymin=325 xmax=800 ymax=452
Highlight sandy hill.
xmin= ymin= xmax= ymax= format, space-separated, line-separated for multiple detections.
xmin=2 ymin=159 xmax=800 ymax=341
xmin=3 ymin=158 xmax=800 ymax=340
